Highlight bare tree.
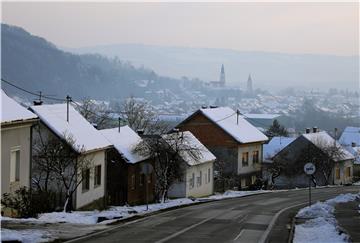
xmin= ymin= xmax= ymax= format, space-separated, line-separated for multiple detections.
xmin=32 ymin=126 xmax=94 ymax=212
xmin=134 ymin=131 xmax=201 ymax=203
xmin=114 ymin=96 xmax=169 ymax=134
xmin=76 ymin=97 xmax=113 ymax=129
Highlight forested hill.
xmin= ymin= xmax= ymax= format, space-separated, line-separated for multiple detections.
xmin=1 ymin=24 xmax=182 ymax=101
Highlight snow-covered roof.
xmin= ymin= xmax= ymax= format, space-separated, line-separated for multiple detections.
xmin=343 ymin=145 xmax=360 ymax=164
xmin=31 ymin=103 xmax=112 ymax=153
xmin=339 ymin=127 xmax=360 ymax=147
xmin=263 ymin=136 xmax=296 ymax=160
xmin=1 ymin=90 xmax=37 ymax=124
xmin=100 ymin=126 xmax=148 ymax=164
xmin=302 ymin=131 xmax=354 ymax=161
xmin=199 ymin=107 xmax=268 ymax=144
xmin=162 ymin=131 xmax=216 ymax=166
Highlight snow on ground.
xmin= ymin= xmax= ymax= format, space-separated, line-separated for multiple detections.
xmin=0 ymin=228 xmax=53 ymax=243
xmin=205 ymin=189 xmax=271 ymax=200
xmin=1 ymin=191 xmax=270 ymax=226
xmin=353 ymin=181 xmax=360 ymax=186
xmin=294 ymin=192 xmax=360 ymax=243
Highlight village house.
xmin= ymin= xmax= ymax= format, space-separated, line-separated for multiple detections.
xmin=164 ymin=131 xmax=216 ymax=198
xmin=339 ymin=127 xmax=360 ymax=181
xmin=30 ymin=103 xmax=113 ymax=210
xmin=1 ymin=90 xmax=38 ymax=215
xmin=176 ymin=106 xmax=268 ymax=189
xmin=100 ymin=125 xmax=155 ymax=205
xmin=268 ymin=129 xmax=354 ymax=188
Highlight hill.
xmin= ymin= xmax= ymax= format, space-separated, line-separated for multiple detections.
xmin=1 ymin=24 xmax=183 ymax=102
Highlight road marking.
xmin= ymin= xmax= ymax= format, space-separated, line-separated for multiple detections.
xmin=155 ymin=207 xmax=235 ymax=243
xmin=233 ymin=229 xmax=245 ymax=241
xmin=258 ymin=202 xmax=308 ymax=243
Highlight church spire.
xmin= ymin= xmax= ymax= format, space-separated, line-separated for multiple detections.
xmin=219 ymin=64 xmax=225 ymax=87
xmin=247 ymin=73 xmax=253 ymax=94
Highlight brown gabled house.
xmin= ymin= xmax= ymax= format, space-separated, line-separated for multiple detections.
xmin=176 ymin=107 xmax=268 ymax=189
xmin=100 ymin=126 xmax=155 ymax=205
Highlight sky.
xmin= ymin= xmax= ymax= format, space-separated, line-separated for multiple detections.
xmin=2 ymin=2 xmax=359 ymax=56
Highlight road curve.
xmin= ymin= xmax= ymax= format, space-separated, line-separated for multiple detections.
xmin=67 ymin=186 xmax=360 ymax=243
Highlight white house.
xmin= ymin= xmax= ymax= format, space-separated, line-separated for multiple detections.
xmin=164 ymin=131 xmax=216 ymax=198
xmin=1 ymin=90 xmax=38 ymax=201
xmin=30 ymin=103 xmax=112 ymax=209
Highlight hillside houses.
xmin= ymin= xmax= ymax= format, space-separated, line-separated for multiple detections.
xmin=2 ymin=89 xmax=359 ymax=217
xmin=176 ymin=107 xmax=268 ymax=189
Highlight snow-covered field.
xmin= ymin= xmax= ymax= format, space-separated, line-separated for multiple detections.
xmin=293 ymin=192 xmax=360 ymax=243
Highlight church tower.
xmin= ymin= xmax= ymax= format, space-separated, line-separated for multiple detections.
xmin=247 ymin=74 xmax=253 ymax=94
xmin=219 ymin=64 xmax=226 ymax=87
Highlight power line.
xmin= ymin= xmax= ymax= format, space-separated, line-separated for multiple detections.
xmin=1 ymin=78 xmax=66 ymax=102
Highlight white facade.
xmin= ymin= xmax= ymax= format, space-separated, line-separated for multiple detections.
xmin=76 ymin=150 xmax=107 ymax=209
xmin=169 ymin=161 xmax=214 ymax=198
xmin=237 ymin=143 xmax=262 ymax=175
xmin=185 ymin=161 xmax=214 ymax=198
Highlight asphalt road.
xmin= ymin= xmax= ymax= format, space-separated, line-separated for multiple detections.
xmin=68 ymin=186 xmax=360 ymax=243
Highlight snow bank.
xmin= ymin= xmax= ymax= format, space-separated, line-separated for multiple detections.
xmin=37 ymin=198 xmax=196 ymax=225
xmin=294 ymin=192 xmax=360 ymax=243
xmin=0 ymin=228 xmax=52 ymax=243
xmin=205 ymin=190 xmax=271 ymax=200
xmin=294 ymin=217 xmax=349 ymax=243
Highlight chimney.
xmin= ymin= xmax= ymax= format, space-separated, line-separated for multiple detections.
xmin=201 ymin=105 xmax=208 ymax=109
xmin=33 ymin=100 xmax=43 ymax=106
xmin=305 ymin=128 xmax=311 ymax=134
xmin=352 ymin=142 xmax=357 ymax=147
xmin=210 ymin=105 xmax=218 ymax=109
xmin=137 ymin=129 xmax=144 ymax=136
xmin=313 ymin=127 xmax=318 ymax=133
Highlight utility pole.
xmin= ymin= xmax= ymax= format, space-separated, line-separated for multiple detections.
xmin=66 ymin=95 xmax=71 ymax=122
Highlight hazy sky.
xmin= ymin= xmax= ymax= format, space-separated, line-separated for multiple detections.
xmin=2 ymin=2 xmax=359 ymax=56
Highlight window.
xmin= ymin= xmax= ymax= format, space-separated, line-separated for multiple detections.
xmin=94 ymin=165 xmax=101 ymax=187
xmin=189 ymin=173 xmax=195 ymax=189
xmin=252 ymin=151 xmax=259 ymax=163
xmin=10 ymin=149 xmax=20 ymax=182
xmin=208 ymin=168 xmax=211 ymax=183
xmin=345 ymin=167 xmax=351 ymax=178
xmin=197 ymin=171 xmax=202 ymax=187
xmin=82 ymin=169 xmax=90 ymax=192
xmin=131 ymin=174 xmax=136 ymax=190
xmin=242 ymin=152 xmax=249 ymax=166
xmin=335 ymin=168 xmax=340 ymax=180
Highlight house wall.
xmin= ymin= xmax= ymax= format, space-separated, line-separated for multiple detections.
xmin=76 ymin=150 xmax=106 ymax=209
xmin=333 ymin=160 xmax=353 ymax=185
xmin=178 ymin=113 xmax=239 ymax=173
xmin=185 ymin=161 xmax=214 ymax=198
xmin=237 ymin=143 xmax=262 ymax=175
xmin=127 ymin=161 xmax=155 ymax=205
xmin=1 ymin=123 xmax=33 ymax=194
